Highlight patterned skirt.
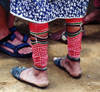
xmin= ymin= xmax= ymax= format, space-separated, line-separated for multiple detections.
xmin=10 ymin=0 xmax=89 ymax=23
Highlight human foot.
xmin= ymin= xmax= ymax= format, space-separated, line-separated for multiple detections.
xmin=11 ymin=67 xmax=49 ymax=88
xmin=49 ymin=27 xmax=85 ymax=43
xmin=53 ymin=57 xmax=82 ymax=78
xmin=9 ymin=26 xmax=31 ymax=45
xmin=83 ymin=9 xmax=100 ymax=24
xmin=7 ymin=14 xmax=31 ymax=45
xmin=14 ymin=31 xmax=31 ymax=45
xmin=49 ymin=28 xmax=66 ymax=41
xmin=0 ymin=33 xmax=32 ymax=57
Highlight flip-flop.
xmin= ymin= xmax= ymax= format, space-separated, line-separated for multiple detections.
xmin=53 ymin=57 xmax=82 ymax=79
xmin=11 ymin=66 xmax=48 ymax=88
xmin=0 ymin=33 xmax=32 ymax=58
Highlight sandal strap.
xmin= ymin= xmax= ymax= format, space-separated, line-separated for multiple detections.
xmin=0 ymin=33 xmax=30 ymax=54
xmin=16 ymin=43 xmax=31 ymax=50
xmin=15 ymin=43 xmax=31 ymax=54
xmin=9 ymin=26 xmax=29 ymax=43
xmin=22 ymin=34 xmax=28 ymax=42
xmin=67 ymin=54 xmax=80 ymax=62
xmin=10 ymin=33 xmax=16 ymax=41
xmin=0 ymin=33 xmax=14 ymax=46
xmin=9 ymin=26 xmax=17 ymax=33
xmin=11 ymin=67 xmax=28 ymax=81
xmin=3 ymin=42 xmax=30 ymax=54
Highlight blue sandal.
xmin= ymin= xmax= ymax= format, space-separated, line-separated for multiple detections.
xmin=11 ymin=67 xmax=28 ymax=81
xmin=9 ymin=26 xmax=29 ymax=43
xmin=11 ymin=66 xmax=48 ymax=88
xmin=0 ymin=33 xmax=32 ymax=58
xmin=53 ymin=57 xmax=81 ymax=78
xmin=53 ymin=57 xmax=66 ymax=70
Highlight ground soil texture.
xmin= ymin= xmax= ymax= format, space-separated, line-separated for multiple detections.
xmin=0 ymin=0 xmax=100 ymax=92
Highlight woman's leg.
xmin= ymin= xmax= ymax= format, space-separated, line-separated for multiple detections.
xmin=19 ymin=22 xmax=49 ymax=87
xmin=0 ymin=4 xmax=32 ymax=55
xmin=0 ymin=4 xmax=10 ymax=40
xmin=83 ymin=0 xmax=100 ymax=24
xmin=54 ymin=18 xmax=83 ymax=77
xmin=7 ymin=13 xmax=31 ymax=45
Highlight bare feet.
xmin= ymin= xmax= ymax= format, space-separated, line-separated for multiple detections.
xmin=20 ymin=68 xmax=49 ymax=87
xmin=14 ymin=31 xmax=31 ymax=45
xmin=53 ymin=57 xmax=82 ymax=78
xmin=83 ymin=9 xmax=100 ymax=24
xmin=0 ymin=28 xmax=32 ymax=55
xmin=7 ymin=14 xmax=31 ymax=45
xmin=49 ymin=27 xmax=85 ymax=42
xmin=49 ymin=28 xmax=66 ymax=41
xmin=0 ymin=11 xmax=32 ymax=56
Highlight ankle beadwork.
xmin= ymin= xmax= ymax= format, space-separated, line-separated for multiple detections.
xmin=67 ymin=54 xmax=80 ymax=62
xmin=34 ymin=65 xmax=47 ymax=71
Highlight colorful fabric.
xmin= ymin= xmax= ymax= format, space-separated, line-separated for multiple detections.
xmin=66 ymin=19 xmax=82 ymax=59
xmin=67 ymin=30 xmax=82 ymax=58
xmin=10 ymin=0 xmax=89 ymax=23
xmin=94 ymin=0 xmax=100 ymax=8
xmin=31 ymin=43 xmax=48 ymax=69
xmin=65 ymin=18 xmax=83 ymax=23
xmin=29 ymin=22 xmax=48 ymax=69
xmin=29 ymin=23 xmax=48 ymax=33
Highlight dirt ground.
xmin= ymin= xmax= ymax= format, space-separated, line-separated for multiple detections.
xmin=1 ymin=0 xmax=100 ymax=92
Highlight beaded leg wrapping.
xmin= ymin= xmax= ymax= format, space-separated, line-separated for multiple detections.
xmin=29 ymin=22 xmax=48 ymax=70
xmin=65 ymin=18 xmax=83 ymax=61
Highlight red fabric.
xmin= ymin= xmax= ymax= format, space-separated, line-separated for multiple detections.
xmin=65 ymin=18 xmax=83 ymax=23
xmin=31 ymin=43 xmax=48 ymax=68
xmin=29 ymin=22 xmax=48 ymax=68
xmin=29 ymin=22 xmax=48 ymax=33
xmin=67 ymin=32 xmax=82 ymax=58
xmin=65 ymin=18 xmax=82 ymax=58
xmin=94 ymin=0 xmax=100 ymax=7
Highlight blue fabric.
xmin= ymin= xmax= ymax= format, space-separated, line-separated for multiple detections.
xmin=10 ymin=0 xmax=89 ymax=23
